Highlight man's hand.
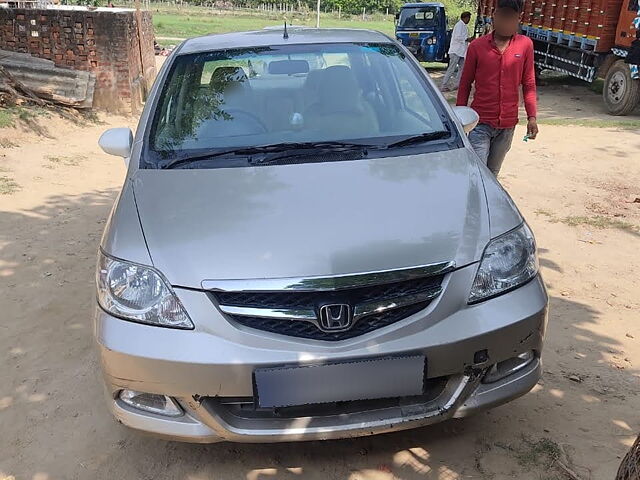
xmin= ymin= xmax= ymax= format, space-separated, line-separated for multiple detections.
xmin=527 ymin=117 xmax=539 ymax=140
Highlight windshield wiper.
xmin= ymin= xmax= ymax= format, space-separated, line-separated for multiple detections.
xmin=248 ymin=141 xmax=375 ymax=165
xmin=160 ymin=148 xmax=258 ymax=169
xmin=384 ymin=129 xmax=451 ymax=149
xmin=160 ymin=141 xmax=376 ymax=169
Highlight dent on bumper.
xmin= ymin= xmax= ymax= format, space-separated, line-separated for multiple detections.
xmin=109 ymin=358 xmax=541 ymax=443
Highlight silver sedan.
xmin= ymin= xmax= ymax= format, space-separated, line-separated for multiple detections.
xmin=94 ymin=26 xmax=548 ymax=443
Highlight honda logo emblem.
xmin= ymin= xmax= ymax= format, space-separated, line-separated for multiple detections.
xmin=318 ymin=304 xmax=352 ymax=331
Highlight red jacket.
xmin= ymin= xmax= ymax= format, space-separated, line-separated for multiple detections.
xmin=456 ymin=33 xmax=537 ymax=129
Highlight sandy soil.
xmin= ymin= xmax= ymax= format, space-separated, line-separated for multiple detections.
xmin=0 ymin=84 xmax=639 ymax=480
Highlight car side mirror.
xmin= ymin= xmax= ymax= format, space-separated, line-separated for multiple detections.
xmin=452 ymin=106 xmax=479 ymax=134
xmin=99 ymin=128 xmax=133 ymax=162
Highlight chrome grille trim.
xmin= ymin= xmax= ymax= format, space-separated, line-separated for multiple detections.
xmin=218 ymin=305 xmax=317 ymax=321
xmin=202 ymin=261 xmax=454 ymax=292
xmin=352 ymin=287 xmax=442 ymax=319
xmin=217 ymin=287 xmax=442 ymax=325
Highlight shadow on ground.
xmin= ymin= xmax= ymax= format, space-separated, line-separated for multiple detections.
xmin=1 ymin=189 xmax=638 ymax=480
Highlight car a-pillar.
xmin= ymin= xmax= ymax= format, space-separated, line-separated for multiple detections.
xmin=603 ymin=58 xmax=640 ymax=116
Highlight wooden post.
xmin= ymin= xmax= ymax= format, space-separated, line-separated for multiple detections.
xmin=316 ymin=0 xmax=320 ymax=27
xmin=338 ymin=4 xmax=341 ymax=18
xmin=362 ymin=6 xmax=365 ymax=20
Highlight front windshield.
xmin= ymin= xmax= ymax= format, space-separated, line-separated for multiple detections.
xmin=147 ymin=42 xmax=447 ymax=166
xmin=398 ymin=7 xmax=439 ymax=29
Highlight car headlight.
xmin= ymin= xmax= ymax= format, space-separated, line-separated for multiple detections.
xmin=469 ymin=223 xmax=538 ymax=303
xmin=96 ymin=250 xmax=193 ymax=329
xmin=427 ymin=37 xmax=437 ymax=44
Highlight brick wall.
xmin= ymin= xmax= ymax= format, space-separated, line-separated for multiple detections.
xmin=0 ymin=6 xmax=156 ymax=113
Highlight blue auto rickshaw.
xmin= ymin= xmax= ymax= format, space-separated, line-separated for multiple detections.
xmin=395 ymin=2 xmax=450 ymax=63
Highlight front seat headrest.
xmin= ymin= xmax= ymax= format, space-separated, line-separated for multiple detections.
xmin=210 ymin=66 xmax=249 ymax=92
xmin=316 ymin=65 xmax=360 ymax=112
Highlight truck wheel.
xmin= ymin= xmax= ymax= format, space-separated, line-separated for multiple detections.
xmin=603 ymin=60 xmax=640 ymax=116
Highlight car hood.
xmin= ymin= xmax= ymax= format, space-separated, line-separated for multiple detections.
xmin=132 ymin=149 xmax=490 ymax=288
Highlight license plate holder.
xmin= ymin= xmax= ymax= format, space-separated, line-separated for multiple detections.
xmin=254 ymin=355 xmax=426 ymax=408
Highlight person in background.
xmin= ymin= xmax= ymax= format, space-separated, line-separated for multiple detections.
xmin=456 ymin=0 xmax=538 ymax=176
xmin=441 ymin=11 xmax=472 ymax=92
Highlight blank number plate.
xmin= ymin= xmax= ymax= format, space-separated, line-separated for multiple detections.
xmin=254 ymin=355 xmax=426 ymax=408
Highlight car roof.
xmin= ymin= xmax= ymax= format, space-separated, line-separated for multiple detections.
xmin=401 ymin=2 xmax=445 ymax=7
xmin=178 ymin=27 xmax=393 ymax=55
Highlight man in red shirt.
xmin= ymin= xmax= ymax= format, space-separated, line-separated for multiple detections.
xmin=456 ymin=0 xmax=538 ymax=175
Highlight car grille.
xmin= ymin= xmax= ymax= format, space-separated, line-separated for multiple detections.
xmin=228 ymin=301 xmax=432 ymax=341
xmin=211 ymin=272 xmax=446 ymax=341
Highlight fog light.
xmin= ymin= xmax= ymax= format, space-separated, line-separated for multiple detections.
xmin=119 ymin=390 xmax=183 ymax=417
xmin=482 ymin=351 xmax=535 ymax=384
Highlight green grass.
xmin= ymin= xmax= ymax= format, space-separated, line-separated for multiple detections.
xmin=0 ymin=109 xmax=14 ymax=128
xmin=492 ymin=437 xmax=568 ymax=480
xmin=148 ymin=0 xmax=475 ymax=40
xmin=589 ymin=78 xmax=604 ymax=94
xmin=534 ymin=208 xmax=555 ymax=218
xmin=0 ymin=106 xmax=50 ymax=130
xmin=422 ymin=62 xmax=447 ymax=71
xmin=0 ymin=175 xmax=20 ymax=195
xmin=153 ymin=12 xmax=396 ymax=38
xmin=45 ymin=154 xmax=87 ymax=168
xmin=514 ymin=438 xmax=562 ymax=468
xmin=560 ymin=215 xmax=638 ymax=233
xmin=536 ymin=117 xmax=640 ymax=129
xmin=541 ymin=72 xmax=605 ymax=94
xmin=535 ymin=209 xmax=639 ymax=234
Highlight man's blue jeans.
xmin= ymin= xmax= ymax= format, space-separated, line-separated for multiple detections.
xmin=468 ymin=123 xmax=516 ymax=175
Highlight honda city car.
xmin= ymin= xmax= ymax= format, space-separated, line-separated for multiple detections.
xmin=94 ymin=27 xmax=548 ymax=443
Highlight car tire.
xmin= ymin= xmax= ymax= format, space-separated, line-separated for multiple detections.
xmin=603 ymin=60 xmax=640 ymax=116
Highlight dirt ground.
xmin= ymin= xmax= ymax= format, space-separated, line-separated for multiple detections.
xmin=1 ymin=79 xmax=639 ymax=480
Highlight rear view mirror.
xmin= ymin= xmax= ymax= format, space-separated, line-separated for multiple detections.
xmin=268 ymin=60 xmax=310 ymax=75
xmin=452 ymin=106 xmax=479 ymax=134
xmin=99 ymin=128 xmax=133 ymax=160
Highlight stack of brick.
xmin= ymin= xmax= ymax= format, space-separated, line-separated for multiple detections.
xmin=0 ymin=6 xmax=156 ymax=113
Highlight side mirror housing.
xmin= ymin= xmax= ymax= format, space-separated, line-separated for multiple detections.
xmin=99 ymin=128 xmax=133 ymax=160
xmin=452 ymin=106 xmax=479 ymax=134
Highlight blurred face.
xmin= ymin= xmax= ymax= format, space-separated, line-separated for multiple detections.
xmin=462 ymin=15 xmax=471 ymax=24
xmin=493 ymin=7 xmax=521 ymax=37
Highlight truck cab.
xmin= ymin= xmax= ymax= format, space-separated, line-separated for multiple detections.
xmin=395 ymin=2 xmax=449 ymax=62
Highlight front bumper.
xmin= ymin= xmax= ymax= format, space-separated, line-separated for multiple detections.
xmin=95 ymin=265 xmax=548 ymax=443
xmin=108 ymin=358 xmax=541 ymax=443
